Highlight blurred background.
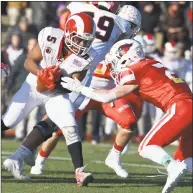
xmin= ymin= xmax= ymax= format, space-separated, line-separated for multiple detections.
xmin=1 ymin=1 xmax=192 ymax=145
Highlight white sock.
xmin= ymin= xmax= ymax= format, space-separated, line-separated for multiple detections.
xmin=121 ymin=143 xmax=130 ymax=155
xmin=11 ymin=145 xmax=32 ymax=162
xmin=112 ymin=147 xmax=121 ymax=155
xmin=35 ymin=153 xmax=47 ymax=166
xmin=139 ymin=145 xmax=174 ymax=166
xmin=183 ymin=157 xmax=192 ymax=173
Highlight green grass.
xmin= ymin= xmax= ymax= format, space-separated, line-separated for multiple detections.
xmin=1 ymin=139 xmax=192 ymax=193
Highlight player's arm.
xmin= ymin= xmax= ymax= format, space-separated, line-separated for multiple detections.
xmin=61 ymin=77 xmax=138 ymax=103
xmin=80 ymin=84 xmax=138 ymax=103
xmin=24 ymin=43 xmax=43 ymax=76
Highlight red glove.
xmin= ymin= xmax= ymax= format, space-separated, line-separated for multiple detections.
xmin=37 ymin=65 xmax=62 ymax=92
xmin=47 ymin=65 xmax=62 ymax=82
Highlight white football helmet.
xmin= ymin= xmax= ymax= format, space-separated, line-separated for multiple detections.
xmin=143 ymin=33 xmax=156 ymax=54
xmin=164 ymin=42 xmax=181 ymax=61
xmin=106 ymin=39 xmax=144 ymax=79
xmin=118 ymin=5 xmax=141 ymax=38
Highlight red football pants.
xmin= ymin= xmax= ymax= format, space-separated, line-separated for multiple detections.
xmin=138 ymin=99 xmax=192 ymax=161
xmin=75 ymin=93 xmax=143 ymax=129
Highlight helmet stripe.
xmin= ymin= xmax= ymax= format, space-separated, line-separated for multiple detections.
xmin=70 ymin=14 xmax=85 ymax=34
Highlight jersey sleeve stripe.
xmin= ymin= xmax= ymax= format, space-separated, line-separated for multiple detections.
xmin=120 ymin=74 xmax=136 ymax=85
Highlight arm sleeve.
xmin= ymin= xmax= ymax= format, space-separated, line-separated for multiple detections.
xmin=80 ymin=87 xmax=117 ymax=103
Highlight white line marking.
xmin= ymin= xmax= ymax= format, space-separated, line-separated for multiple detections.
xmin=2 ymin=152 xmax=164 ymax=170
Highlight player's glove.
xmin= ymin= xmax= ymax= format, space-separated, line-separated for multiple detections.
xmin=61 ymin=77 xmax=83 ymax=93
xmin=37 ymin=65 xmax=62 ymax=92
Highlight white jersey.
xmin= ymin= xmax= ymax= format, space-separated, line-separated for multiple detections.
xmin=67 ymin=2 xmax=131 ymax=104
xmin=67 ymin=2 xmax=130 ymax=60
xmin=38 ymin=27 xmax=97 ymax=76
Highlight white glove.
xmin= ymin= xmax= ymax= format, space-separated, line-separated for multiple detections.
xmin=61 ymin=77 xmax=83 ymax=93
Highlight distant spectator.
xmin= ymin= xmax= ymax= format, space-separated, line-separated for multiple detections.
xmin=30 ymin=2 xmax=48 ymax=31
xmin=184 ymin=46 xmax=192 ymax=91
xmin=47 ymin=2 xmax=68 ymax=28
xmin=140 ymin=2 xmax=161 ymax=33
xmin=186 ymin=5 xmax=193 ymax=43
xmin=142 ymin=33 xmax=163 ymax=61
xmin=163 ymin=2 xmax=187 ymax=46
xmin=4 ymin=16 xmax=38 ymax=50
xmin=58 ymin=3 xmax=69 ymax=30
xmin=6 ymin=37 xmax=39 ymax=140
xmin=7 ymin=37 xmax=37 ymax=95
xmin=5 ymin=33 xmax=24 ymax=67
xmin=7 ymin=2 xmax=27 ymax=26
xmin=91 ymin=110 xmax=102 ymax=145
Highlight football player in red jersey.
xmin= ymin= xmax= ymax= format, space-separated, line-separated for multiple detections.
xmin=31 ymin=60 xmax=143 ymax=178
xmin=61 ymin=39 xmax=192 ymax=193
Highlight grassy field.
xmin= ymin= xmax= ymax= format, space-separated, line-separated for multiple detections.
xmin=1 ymin=139 xmax=192 ymax=193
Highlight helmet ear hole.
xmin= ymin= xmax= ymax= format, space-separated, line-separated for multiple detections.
xmin=122 ymin=60 xmax=127 ymax=64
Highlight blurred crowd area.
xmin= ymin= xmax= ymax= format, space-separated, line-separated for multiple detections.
xmin=1 ymin=1 xmax=193 ymax=144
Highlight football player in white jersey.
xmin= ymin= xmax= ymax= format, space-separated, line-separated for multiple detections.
xmin=2 ymin=3 xmax=141 ymax=184
xmin=27 ymin=3 xmax=142 ymax=177
xmin=63 ymin=2 xmax=141 ymax=105
xmin=28 ymin=3 xmax=141 ymax=176
xmin=2 ymin=12 xmax=96 ymax=186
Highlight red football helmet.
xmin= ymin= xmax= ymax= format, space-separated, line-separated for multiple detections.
xmin=91 ymin=1 xmax=120 ymax=13
xmin=64 ymin=12 xmax=96 ymax=56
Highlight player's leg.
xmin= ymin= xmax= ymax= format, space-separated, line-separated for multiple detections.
xmin=45 ymin=94 xmax=93 ymax=187
xmin=31 ymin=99 xmax=97 ymax=177
xmin=2 ymin=79 xmax=46 ymax=179
xmin=173 ymin=124 xmax=192 ymax=173
xmin=2 ymin=80 xmax=37 ymax=130
xmin=102 ymin=95 xmax=143 ymax=178
xmin=31 ymin=130 xmax=62 ymax=175
xmin=3 ymin=115 xmax=56 ymax=180
xmin=138 ymin=100 xmax=192 ymax=193
xmin=105 ymin=117 xmax=116 ymax=136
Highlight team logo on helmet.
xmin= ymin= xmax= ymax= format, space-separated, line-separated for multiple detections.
xmin=118 ymin=43 xmax=133 ymax=57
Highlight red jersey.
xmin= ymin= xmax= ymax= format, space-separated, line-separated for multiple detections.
xmin=93 ymin=61 xmax=112 ymax=79
xmin=117 ymin=58 xmax=192 ymax=112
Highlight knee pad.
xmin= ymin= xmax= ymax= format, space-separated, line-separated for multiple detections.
xmin=61 ymin=126 xmax=81 ymax=146
xmin=34 ymin=118 xmax=59 ymax=140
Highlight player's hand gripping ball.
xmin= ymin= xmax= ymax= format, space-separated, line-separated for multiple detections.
xmin=37 ymin=65 xmax=62 ymax=93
